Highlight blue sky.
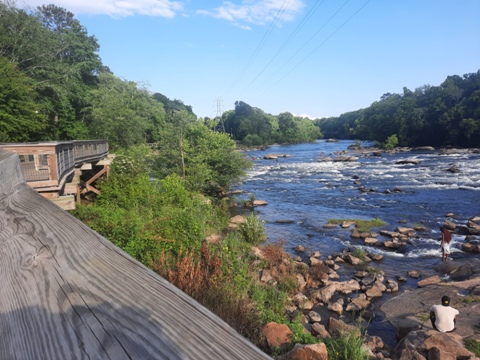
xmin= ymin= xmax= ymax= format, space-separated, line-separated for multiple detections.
xmin=25 ymin=0 xmax=480 ymax=119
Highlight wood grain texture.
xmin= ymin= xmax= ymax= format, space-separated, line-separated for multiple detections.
xmin=0 ymin=149 xmax=271 ymax=360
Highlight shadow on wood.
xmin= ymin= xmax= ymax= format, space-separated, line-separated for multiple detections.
xmin=0 ymin=149 xmax=271 ymax=360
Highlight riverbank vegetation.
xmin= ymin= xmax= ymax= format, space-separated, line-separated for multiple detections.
xmin=327 ymin=218 xmax=386 ymax=233
xmin=314 ymin=71 xmax=480 ymax=148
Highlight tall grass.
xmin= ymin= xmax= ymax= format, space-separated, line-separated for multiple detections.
xmin=324 ymin=332 xmax=369 ymax=360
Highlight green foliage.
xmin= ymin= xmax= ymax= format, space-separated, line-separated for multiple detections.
xmin=84 ymin=73 xmax=166 ymax=148
xmin=224 ymin=102 xmax=320 ymax=146
xmin=238 ymin=212 xmax=267 ymax=244
xmin=288 ymin=319 xmax=320 ymax=345
xmin=73 ymin=164 xmax=223 ymax=263
xmin=464 ymin=339 xmax=480 ymax=357
xmin=377 ymin=134 xmax=398 ymax=149
xmin=315 ymin=71 xmax=480 ymax=148
xmin=324 ymin=332 xmax=369 ymax=360
xmin=328 ymin=218 xmax=386 ymax=232
xmin=0 ymin=57 xmax=48 ymax=141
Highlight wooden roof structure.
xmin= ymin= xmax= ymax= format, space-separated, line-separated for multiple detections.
xmin=0 ymin=149 xmax=271 ymax=360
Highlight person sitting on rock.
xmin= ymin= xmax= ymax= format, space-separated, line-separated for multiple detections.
xmin=430 ymin=295 xmax=459 ymax=332
xmin=440 ymin=226 xmax=452 ymax=262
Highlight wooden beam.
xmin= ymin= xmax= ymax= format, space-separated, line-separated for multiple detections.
xmin=0 ymin=148 xmax=271 ymax=360
xmin=85 ymin=166 xmax=107 ymax=186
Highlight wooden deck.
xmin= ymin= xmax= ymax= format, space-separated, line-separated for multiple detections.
xmin=0 ymin=148 xmax=271 ymax=360
xmin=0 ymin=140 xmax=111 ymax=209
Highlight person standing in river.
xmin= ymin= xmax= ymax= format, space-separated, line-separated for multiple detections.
xmin=440 ymin=226 xmax=452 ymax=262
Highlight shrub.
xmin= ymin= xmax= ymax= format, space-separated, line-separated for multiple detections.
xmin=238 ymin=212 xmax=267 ymax=244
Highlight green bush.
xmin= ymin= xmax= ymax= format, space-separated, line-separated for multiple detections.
xmin=238 ymin=212 xmax=266 ymax=244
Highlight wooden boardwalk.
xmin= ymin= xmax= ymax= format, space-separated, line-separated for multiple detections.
xmin=0 ymin=140 xmax=111 ymax=209
xmin=0 ymin=149 xmax=271 ymax=360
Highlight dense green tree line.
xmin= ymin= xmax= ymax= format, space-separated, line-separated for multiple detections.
xmin=220 ymin=101 xmax=322 ymax=146
xmin=314 ymin=71 xmax=480 ymax=148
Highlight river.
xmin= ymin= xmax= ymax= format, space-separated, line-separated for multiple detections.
xmin=232 ymin=140 xmax=480 ymax=345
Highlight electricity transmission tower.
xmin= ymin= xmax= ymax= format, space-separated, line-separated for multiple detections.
xmin=215 ymin=97 xmax=225 ymax=132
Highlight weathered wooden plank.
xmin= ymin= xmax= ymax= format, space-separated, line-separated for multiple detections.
xmin=81 ymin=162 xmax=92 ymax=170
xmin=50 ymin=195 xmax=76 ymax=210
xmin=0 ymin=149 xmax=271 ymax=360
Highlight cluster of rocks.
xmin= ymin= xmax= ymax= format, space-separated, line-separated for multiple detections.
xmin=324 ymin=215 xmax=480 ymax=256
xmin=253 ymin=244 xmax=401 ymax=359
xmin=263 ymin=153 xmax=292 ymax=160
xmin=254 ymin=241 xmax=480 ymax=359
xmin=317 ymin=149 xmax=359 ymax=162
xmin=444 ymin=216 xmax=480 ymax=253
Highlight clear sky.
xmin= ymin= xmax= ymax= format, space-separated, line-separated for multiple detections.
xmin=24 ymin=0 xmax=480 ymax=119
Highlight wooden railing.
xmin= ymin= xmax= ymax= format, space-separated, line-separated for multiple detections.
xmin=0 ymin=140 xmax=108 ymax=191
xmin=0 ymin=148 xmax=271 ymax=360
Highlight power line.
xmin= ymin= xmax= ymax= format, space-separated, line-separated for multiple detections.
xmin=251 ymin=0 xmax=351 ymax=95
xmin=221 ymin=0 xmax=291 ymax=98
xmin=239 ymin=0 xmax=327 ymax=95
xmin=260 ymin=0 xmax=372 ymax=96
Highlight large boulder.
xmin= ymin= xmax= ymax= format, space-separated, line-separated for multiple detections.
xmin=279 ymin=343 xmax=328 ymax=360
xmin=261 ymin=322 xmax=293 ymax=353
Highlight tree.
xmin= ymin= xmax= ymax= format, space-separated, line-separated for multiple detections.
xmin=0 ymin=57 xmax=48 ymax=141
xmin=84 ymin=73 xmax=166 ymax=148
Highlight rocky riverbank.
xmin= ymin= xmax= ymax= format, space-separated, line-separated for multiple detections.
xmin=228 ymin=211 xmax=480 ymax=359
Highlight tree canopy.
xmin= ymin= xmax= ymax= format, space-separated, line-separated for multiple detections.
xmin=314 ymin=72 xmax=480 ymax=148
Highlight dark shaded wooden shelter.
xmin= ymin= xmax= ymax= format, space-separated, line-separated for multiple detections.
xmin=0 ymin=149 xmax=271 ymax=360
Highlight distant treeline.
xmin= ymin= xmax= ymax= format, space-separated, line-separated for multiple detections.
xmin=216 ymin=101 xmax=321 ymax=146
xmin=314 ymin=72 xmax=480 ymax=148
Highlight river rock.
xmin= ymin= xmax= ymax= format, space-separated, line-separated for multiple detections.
xmin=407 ymin=270 xmax=420 ymax=279
xmin=364 ymin=237 xmax=378 ymax=246
xmin=364 ymin=335 xmax=384 ymax=352
xmin=253 ymin=200 xmax=268 ymax=206
xmin=294 ymin=245 xmax=305 ymax=253
xmin=395 ymin=226 xmax=415 ymax=236
xmin=345 ymin=254 xmax=362 ymax=265
xmin=443 ymin=220 xmax=456 ymax=230
xmin=424 ymin=333 xmax=475 ymax=358
xmin=470 ymin=215 xmax=480 ymax=224
xmin=261 ymin=322 xmax=293 ymax=353
xmin=365 ymin=285 xmax=383 ymax=298
xmin=417 ymin=275 xmax=441 ymax=287
xmin=308 ymin=311 xmax=321 ymax=323
xmin=327 ymin=317 xmax=360 ymax=337
xmin=386 ymin=279 xmax=399 ymax=292
xmin=313 ymin=283 xmax=337 ymax=304
xmin=328 ymin=300 xmax=344 ymax=315
xmin=380 ymin=230 xmax=400 ymax=238
xmin=311 ymin=323 xmax=331 ymax=339
xmin=462 ymin=242 xmax=480 ymax=253
xmin=278 ymin=343 xmax=329 ymax=360
xmin=370 ymin=253 xmax=384 ymax=261
xmin=263 ymin=154 xmax=277 ymax=160
xmin=395 ymin=159 xmax=420 ymax=165
xmin=336 ymin=279 xmax=361 ymax=294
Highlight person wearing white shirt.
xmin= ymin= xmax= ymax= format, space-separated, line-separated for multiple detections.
xmin=430 ymin=295 xmax=459 ymax=332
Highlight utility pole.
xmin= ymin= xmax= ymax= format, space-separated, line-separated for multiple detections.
xmin=215 ymin=97 xmax=225 ymax=132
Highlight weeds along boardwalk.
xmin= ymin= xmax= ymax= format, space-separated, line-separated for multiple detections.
xmin=0 ymin=149 xmax=271 ymax=360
